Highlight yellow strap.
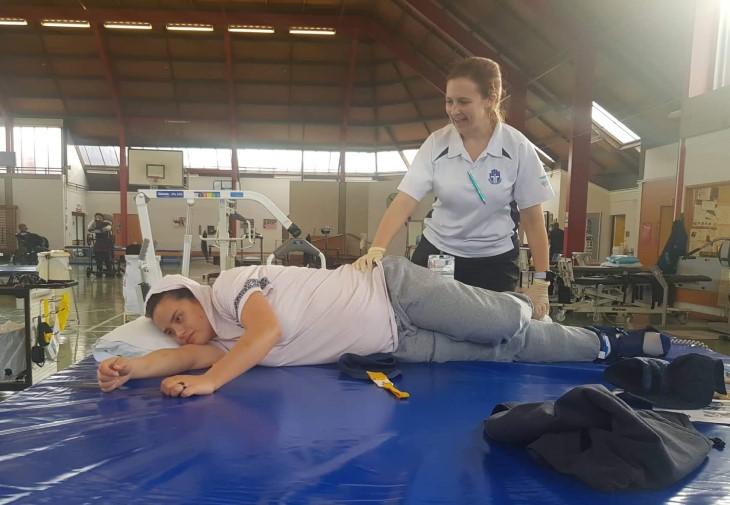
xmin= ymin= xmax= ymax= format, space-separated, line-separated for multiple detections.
xmin=366 ymin=371 xmax=410 ymax=399
xmin=57 ymin=294 xmax=70 ymax=331
xmin=383 ymin=383 xmax=410 ymax=399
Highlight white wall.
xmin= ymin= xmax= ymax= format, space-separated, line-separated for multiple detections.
xmin=684 ymin=128 xmax=730 ymax=187
xmin=66 ymin=146 xmax=88 ymax=187
xmin=367 ymin=180 xmax=434 ymax=257
xmin=643 ymin=142 xmax=679 ymax=181
xmin=609 ymin=188 xmax=639 ymax=255
xmin=586 ymin=183 xmax=612 ymax=261
xmin=290 ymin=180 xmax=339 ymax=239
xmin=64 ymin=145 xmax=88 ymax=245
xmin=546 ymin=169 xmax=631 ymax=261
xmin=543 ymin=169 xmax=567 ymax=227
xmin=13 ymin=176 xmax=65 ymax=248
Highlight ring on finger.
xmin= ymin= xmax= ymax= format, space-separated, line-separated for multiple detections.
xmin=176 ymin=381 xmax=187 ymax=398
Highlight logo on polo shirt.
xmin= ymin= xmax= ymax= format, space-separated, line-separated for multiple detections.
xmin=540 ymin=175 xmax=549 ymax=187
xmin=488 ymin=169 xmax=501 ymax=184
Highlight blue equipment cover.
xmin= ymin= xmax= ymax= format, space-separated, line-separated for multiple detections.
xmin=0 ymin=351 xmax=729 ymax=504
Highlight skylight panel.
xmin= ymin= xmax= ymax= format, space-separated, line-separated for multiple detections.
xmin=592 ymin=102 xmax=640 ymax=147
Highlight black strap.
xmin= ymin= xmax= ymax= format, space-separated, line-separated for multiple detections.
xmin=337 ymin=353 xmax=401 ymax=380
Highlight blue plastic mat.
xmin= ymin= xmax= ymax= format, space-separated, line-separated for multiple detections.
xmin=0 ymin=354 xmax=729 ymax=504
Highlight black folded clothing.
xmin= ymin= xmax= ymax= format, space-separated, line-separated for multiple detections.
xmin=337 ymin=353 xmax=401 ymax=380
xmin=604 ymin=353 xmax=727 ymax=410
xmin=484 ymin=384 xmax=718 ymax=491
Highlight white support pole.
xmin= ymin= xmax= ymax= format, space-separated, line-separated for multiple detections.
xmin=181 ymin=199 xmax=195 ymax=278
xmin=135 ymin=192 xmax=163 ymax=286
xmin=218 ymin=199 xmax=230 ymax=271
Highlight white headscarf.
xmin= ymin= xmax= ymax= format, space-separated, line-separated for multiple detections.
xmin=144 ymin=275 xmax=242 ymax=341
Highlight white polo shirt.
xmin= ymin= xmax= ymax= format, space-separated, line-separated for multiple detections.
xmin=398 ymin=122 xmax=554 ymax=257
xmin=211 ymin=264 xmax=398 ymax=366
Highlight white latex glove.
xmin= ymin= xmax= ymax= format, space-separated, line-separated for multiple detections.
xmin=524 ymin=278 xmax=550 ymax=320
xmin=352 ymin=247 xmax=386 ymax=272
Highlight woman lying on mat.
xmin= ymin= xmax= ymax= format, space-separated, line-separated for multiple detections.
xmin=97 ymin=257 xmax=671 ymax=397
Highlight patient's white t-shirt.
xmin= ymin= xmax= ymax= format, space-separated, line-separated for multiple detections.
xmin=211 ymin=264 xmax=398 ymax=366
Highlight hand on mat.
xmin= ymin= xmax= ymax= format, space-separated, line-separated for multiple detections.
xmin=97 ymin=357 xmax=133 ymax=392
xmin=524 ymin=279 xmax=550 ymax=320
xmin=352 ymin=247 xmax=386 ymax=272
xmin=161 ymin=374 xmax=216 ymax=398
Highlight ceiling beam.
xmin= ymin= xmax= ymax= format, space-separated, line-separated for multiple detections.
xmin=0 ymin=72 xmax=432 ymax=90
xmin=90 ymin=22 xmax=124 ymax=124
xmin=0 ymin=6 xmax=447 ymax=92
xmin=395 ymin=0 xmax=522 ymax=86
xmin=62 ymin=113 xmax=449 ymax=128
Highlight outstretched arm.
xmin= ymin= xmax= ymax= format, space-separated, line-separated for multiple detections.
xmin=353 ymin=192 xmax=419 ymax=271
xmin=97 ymin=344 xmax=224 ymax=392
xmin=160 ymin=292 xmax=282 ymax=397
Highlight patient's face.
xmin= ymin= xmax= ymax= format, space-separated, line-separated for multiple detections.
xmin=152 ymin=296 xmax=216 ymax=346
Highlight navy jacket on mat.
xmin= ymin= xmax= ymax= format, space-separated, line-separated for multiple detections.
xmin=484 ymin=384 xmax=716 ymax=491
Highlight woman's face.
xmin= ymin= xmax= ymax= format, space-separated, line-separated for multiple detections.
xmin=445 ymin=77 xmax=494 ymax=136
xmin=152 ymin=295 xmax=216 ymax=345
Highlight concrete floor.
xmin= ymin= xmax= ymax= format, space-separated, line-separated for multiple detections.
xmin=1 ymin=259 xmax=729 ymax=400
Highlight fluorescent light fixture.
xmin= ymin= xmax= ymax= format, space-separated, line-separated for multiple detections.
xmin=228 ymin=24 xmax=274 ymax=34
xmin=533 ymin=145 xmax=554 ymax=164
xmin=0 ymin=18 xmax=28 ymax=26
xmin=41 ymin=19 xmax=90 ymax=28
xmin=166 ymin=23 xmax=214 ymax=32
xmin=164 ymin=120 xmax=190 ymax=124
xmin=104 ymin=21 xmax=152 ymax=30
xmin=288 ymin=26 xmax=336 ymax=35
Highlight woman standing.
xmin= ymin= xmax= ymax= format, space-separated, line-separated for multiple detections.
xmin=353 ymin=57 xmax=553 ymax=319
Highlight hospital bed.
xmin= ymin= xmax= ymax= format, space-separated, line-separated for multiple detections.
xmin=0 ymin=342 xmax=728 ymax=504
xmin=550 ymin=259 xmax=711 ymax=325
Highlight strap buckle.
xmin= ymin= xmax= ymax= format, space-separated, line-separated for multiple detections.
xmin=367 ymin=371 xmax=410 ymax=399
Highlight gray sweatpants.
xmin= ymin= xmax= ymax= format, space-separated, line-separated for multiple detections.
xmin=381 ymin=256 xmax=600 ymax=363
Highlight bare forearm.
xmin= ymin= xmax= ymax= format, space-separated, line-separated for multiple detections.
xmin=521 ymin=205 xmax=550 ymax=272
xmin=204 ymin=328 xmax=280 ymax=389
xmin=129 ymin=346 xmax=216 ymax=379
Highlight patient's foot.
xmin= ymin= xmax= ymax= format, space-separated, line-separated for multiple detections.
xmin=586 ymin=326 xmax=672 ymax=362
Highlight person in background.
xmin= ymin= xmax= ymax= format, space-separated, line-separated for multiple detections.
xmin=353 ymin=56 xmax=553 ymax=319
xmin=88 ymin=213 xmax=114 ymax=277
xmin=548 ymin=221 xmax=565 ymax=262
xmin=17 ymin=223 xmax=28 ymax=235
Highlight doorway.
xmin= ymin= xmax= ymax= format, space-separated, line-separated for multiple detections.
xmin=611 ymin=214 xmax=626 ymax=253
xmin=658 ymin=206 xmax=674 ymax=256
xmin=113 ymin=214 xmax=142 ymax=248
xmin=585 ymin=212 xmax=601 ymax=262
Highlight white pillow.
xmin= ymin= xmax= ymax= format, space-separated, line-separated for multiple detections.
xmin=92 ymin=316 xmax=180 ymax=362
